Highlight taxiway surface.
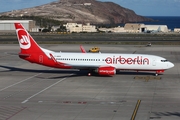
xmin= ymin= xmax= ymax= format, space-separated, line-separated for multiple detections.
xmin=0 ymin=44 xmax=179 ymax=120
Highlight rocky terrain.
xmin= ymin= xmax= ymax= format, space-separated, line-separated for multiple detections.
xmin=0 ymin=0 xmax=152 ymax=24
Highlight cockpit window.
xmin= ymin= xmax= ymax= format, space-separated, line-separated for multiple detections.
xmin=161 ymin=60 xmax=168 ymax=62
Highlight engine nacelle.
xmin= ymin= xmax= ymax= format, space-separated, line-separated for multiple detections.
xmin=96 ymin=66 xmax=116 ymax=76
xmin=156 ymin=70 xmax=164 ymax=74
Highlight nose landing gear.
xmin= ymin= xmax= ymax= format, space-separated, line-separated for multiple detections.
xmin=155 ymin=70 xmax=164 ymax=76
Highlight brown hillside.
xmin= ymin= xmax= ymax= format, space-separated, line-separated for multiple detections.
xmin=0 ymin=0 xmax=152 ymax=24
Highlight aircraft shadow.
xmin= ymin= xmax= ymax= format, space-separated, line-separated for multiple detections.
xmin=152 ymin=112 xmax=180 ymax=118
xmin=0 ymin=65 xmax=84 ymax=78
xmin=0 ymin=65 xmax=157 ymax=78
xmin=117 ymin=71 xmax=157 ymax=76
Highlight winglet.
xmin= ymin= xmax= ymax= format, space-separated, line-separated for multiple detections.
xmin=80 ymin=45 xmax=86 ymax=53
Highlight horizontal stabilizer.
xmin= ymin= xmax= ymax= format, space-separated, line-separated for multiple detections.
xmin=18 ymin=53 xmax=30 ymax=57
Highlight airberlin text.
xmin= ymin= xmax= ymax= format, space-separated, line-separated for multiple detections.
xmin=105 ymin=56 xmax=149 ymax=65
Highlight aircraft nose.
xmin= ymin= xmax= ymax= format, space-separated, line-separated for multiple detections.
xmin=168 ymin=62 xmax=174 ymax=68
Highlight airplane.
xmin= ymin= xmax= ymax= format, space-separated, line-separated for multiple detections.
xmin=14 ymin=23 xmax=174 ymax=76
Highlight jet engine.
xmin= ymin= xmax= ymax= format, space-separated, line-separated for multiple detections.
xmin=96 ymin=66 xmax=116 ymax=76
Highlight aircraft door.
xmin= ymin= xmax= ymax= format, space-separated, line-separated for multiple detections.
xmin=152 ymin=58 xmax=156 ymax=66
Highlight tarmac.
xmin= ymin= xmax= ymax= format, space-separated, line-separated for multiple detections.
xmin=0 ymin=44 xmax=180 ymax=120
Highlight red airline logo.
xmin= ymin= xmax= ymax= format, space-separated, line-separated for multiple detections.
xmin=105 ymin=56 xmax=149 ymax=65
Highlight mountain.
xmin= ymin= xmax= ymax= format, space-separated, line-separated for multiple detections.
xmin=0 ymin=0 xmax=152 ymax=24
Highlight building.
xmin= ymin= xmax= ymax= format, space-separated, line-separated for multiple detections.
xmin=0 ymin=20 xmax=36 ymax=32
xmin=64 ymin=23 xmax=97 ymax=33
xmin=124 ymin=23 xmax=168 ymax=33
xmin=174 ymin=28 xmax=180 ymax=33
xmin=99 ymin=26 xmax=126 ymax=33
xmin=145 ymin=25 xmax=168 ymax=33
xmin=111 ymin=26 xmax=126 ymax=33
xmin=64 ymin=23 xmax=82 ymax=33
xmin=124 ymin=23 xmax=146 ymax=33
xmin=82 ymin=23 xmax=97 ymax=32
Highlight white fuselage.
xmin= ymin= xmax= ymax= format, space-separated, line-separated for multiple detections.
xmin=51 ymin=52 xmax=174 ymax=70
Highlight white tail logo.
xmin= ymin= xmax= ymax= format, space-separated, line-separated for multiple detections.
xmin=17 ymin=29 xmax=31 ymax=49
xmin=20 ymin=35 xmax=29 ymax=44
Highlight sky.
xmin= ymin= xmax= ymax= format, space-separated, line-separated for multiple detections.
xmin=0 ymin=0 xmax=180 ymax=16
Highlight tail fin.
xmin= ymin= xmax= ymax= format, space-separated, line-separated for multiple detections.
xmin=14 ymin=23 xmax=65 ymax=68
xmin=14 ymin=23 xmax=43 ymax=55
